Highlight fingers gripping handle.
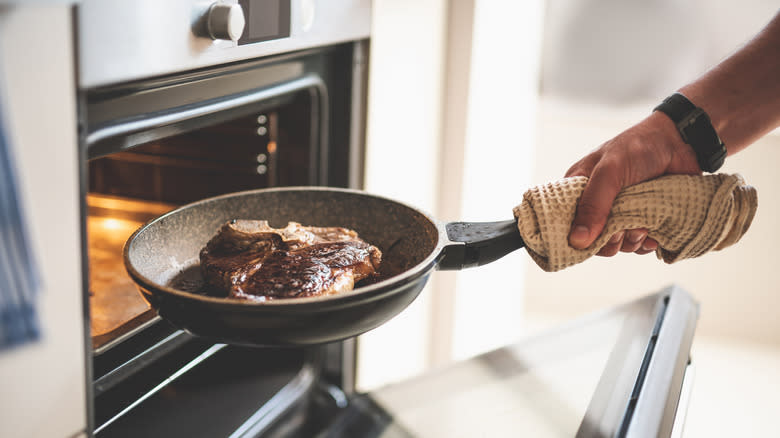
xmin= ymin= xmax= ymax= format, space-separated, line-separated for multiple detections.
xmin=513 ymin=173 xmax=758 ymax=272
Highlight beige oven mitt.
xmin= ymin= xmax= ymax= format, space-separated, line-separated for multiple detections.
xmin=513 ymin=173 xmax=757 ymax=272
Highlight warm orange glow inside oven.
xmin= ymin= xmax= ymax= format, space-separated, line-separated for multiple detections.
xmin=87 ymin=194 xmax=176 ymax=350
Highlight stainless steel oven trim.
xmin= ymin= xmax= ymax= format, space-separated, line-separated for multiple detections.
xmin=625 ymin=285 xmax=699 ymax=438
xmin=78 ymin=0 xmax=371 ymax=88
xmin=576 ymin=293 xmax=665 ymax=438
xmin=669 ymin=360 xmax=694 ymax=438
xmin=575 ymin=285 xmax=699 ymax=438
xmin=92 ymin=329 xmax=191 ymax=396
xmin=347 ymin=39 xmax=368 ymax=190
xmin=92 ymin=314 xmax=163 ymax=356
xmin=85 ymin=60 xmax=306 ymax=126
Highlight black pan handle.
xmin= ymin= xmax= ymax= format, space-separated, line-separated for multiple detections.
xmin=438 ymin=219 xmax=525 ymax=270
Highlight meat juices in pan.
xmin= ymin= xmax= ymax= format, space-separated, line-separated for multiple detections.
xmin=200 ymin=220 xmax=382 ymax=301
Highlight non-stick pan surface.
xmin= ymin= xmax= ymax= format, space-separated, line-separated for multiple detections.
xmin=124 ymin=187 xmax=523 ymax=346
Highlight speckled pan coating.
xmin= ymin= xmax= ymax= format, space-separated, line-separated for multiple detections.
xmin=124 ymin=186 xmax=443 ymax=346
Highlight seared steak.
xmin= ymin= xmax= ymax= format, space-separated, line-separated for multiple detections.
xmin=200 ymin=220 xmax=382 ymax=301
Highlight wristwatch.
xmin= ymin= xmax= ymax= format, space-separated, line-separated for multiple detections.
xmin=654 ymin=92 xmax=727 ymax=173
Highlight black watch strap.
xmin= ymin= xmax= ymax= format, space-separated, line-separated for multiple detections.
xmin=654 ymin=92 xmax=727 ymax=173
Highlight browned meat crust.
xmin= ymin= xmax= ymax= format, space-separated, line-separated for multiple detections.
xmin=200 ymin=220 xmax=382 ymax=301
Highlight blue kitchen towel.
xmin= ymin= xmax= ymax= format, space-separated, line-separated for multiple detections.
xmin=0 ymin=96 xmax=41 ymax=351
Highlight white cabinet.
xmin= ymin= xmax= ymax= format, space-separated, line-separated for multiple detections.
xmin=0 ymin=5 xmax=87 ymax=438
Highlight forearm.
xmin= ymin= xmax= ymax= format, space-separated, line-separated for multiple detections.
xmin=679 ymin=11 xmax=780 ymax=156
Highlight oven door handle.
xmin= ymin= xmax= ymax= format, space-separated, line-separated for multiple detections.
xmin=85 ymin=74 xmax=328 ymax=162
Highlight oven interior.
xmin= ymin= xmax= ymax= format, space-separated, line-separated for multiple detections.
xmin=88 ymin=91 xmax=314 ymax=352
xmin=84 ymin=44 xmax=363 ymax=435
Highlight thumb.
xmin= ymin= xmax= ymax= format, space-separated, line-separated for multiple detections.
xmin=568 ymin=168 xmax=622 ymax=249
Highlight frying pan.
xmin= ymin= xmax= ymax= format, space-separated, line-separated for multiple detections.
xmin=124 ymin=186 xmax=524 ymax=346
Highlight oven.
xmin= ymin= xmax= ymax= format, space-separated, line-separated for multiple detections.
xmin=76 ymin=1 xmax=370 ymax=435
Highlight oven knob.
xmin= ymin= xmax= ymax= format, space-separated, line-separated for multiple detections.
xmin=206 ymin=3 xmax=245 ymax=41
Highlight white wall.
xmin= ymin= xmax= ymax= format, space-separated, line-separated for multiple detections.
xmin=358 ymin=0 xmax=545 ymax=389
xmin=357 ymin=0 xmax=448 ymax=390
xmin=443 ymin=0 xmax=544 ymax=361
xmin=540 ymin=0 xmax=780 ymax=103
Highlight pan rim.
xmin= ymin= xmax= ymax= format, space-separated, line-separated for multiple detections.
xmin=123 ymin=185 xmax=446 ymax=307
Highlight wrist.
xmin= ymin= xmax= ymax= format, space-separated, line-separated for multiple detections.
xmin=645 ymin=111 xmax=700 ymax=172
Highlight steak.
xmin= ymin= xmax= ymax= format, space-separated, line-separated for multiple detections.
xmin=200 ymin=220 xmax=382 ymax=301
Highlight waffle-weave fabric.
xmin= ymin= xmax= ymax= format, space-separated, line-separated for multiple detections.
xmin=513 ymin=173 xmax=757 ymax=272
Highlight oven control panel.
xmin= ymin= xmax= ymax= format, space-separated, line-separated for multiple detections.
xmin=193 ymin=0 xmax=292 ymax=44
xmin=78 ymin=0 xmax=370 ymax=88
xmin=198 ymin=2 xmax=246 ymax=41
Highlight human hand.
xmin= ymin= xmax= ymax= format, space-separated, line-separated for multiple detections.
xmin=565 ymin=111 xmax=702 ymax=256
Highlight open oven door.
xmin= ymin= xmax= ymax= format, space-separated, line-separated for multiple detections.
xmin=317 ymin=285 xmax=698 ymax=438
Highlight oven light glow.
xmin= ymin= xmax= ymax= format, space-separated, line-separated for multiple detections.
xmin=101 ymin=218 xmax=124 ymax=231
xmin=267 ymin=141 xmax=277 ymax=154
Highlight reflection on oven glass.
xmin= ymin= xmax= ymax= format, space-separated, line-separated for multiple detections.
xmin=88 ymin=105 xmax=313 ymax=205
